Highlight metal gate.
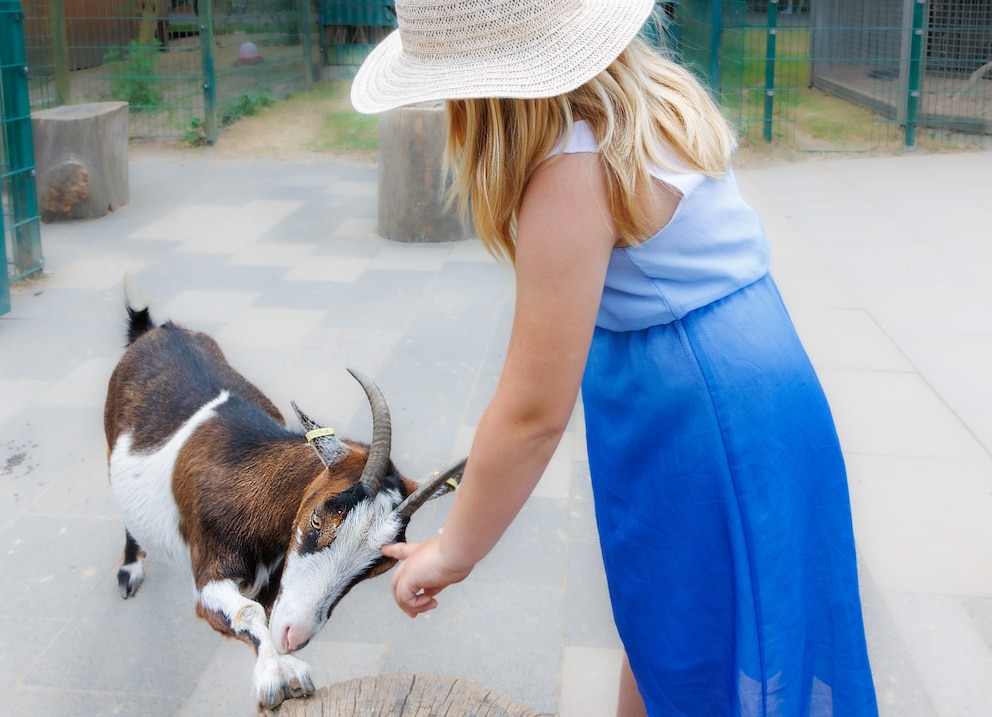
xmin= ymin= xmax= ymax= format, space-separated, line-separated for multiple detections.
xmin=1 ymin=0 xmax=43 ymax=316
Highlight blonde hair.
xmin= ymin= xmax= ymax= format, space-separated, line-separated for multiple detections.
xmin=444 ymin=37 xmax=736 ymax=263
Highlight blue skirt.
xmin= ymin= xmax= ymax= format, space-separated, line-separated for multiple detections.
xmin=582 ymin=274 xmax=878 ymax=717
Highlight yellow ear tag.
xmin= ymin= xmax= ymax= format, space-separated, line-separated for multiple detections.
xmin=445 ymin=477 xmax=459 ymax=491
xmin=305 ymin=427 xmax=336 ymax=443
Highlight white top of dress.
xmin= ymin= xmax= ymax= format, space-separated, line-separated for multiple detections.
xmin=553 ymin=121 xmax=770 ymax=331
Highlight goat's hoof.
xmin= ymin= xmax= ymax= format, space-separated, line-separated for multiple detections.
xmin=255 ymin=653 xmax=314 ymax=709
xmin=282 ymin=672 xmax=315 ymax=702
xmin=117 ymin=563 xmax=144 ymax=598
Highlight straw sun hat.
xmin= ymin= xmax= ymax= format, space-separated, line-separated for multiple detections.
xmin=350 ymin=0 xmax=656 ymax=114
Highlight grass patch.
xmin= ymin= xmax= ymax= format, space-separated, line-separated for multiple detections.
xmin=213 ymin=80 xmax=380 ymax=160
xmin=308 ymin=111 xmax=379 ymax=153
xmin=794 ymin=89 xmax=878 ymax=146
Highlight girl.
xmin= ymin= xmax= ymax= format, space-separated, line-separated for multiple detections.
xmin=352 ymin=1 xmax=878 ymax=714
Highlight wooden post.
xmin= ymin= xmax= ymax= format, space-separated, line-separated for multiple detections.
xmin=50 ymin=0 xmax=69 ymax=104
xmin=137 ymin=0 xmax=161 ymax=47
xmin=377 ymin=103 xmax=473 ymax=243
xmin=31 ymin=101 xmax=130 ymax=222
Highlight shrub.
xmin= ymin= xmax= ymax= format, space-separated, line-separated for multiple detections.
xmin=103 ymin=40 xmax=164 ymax=110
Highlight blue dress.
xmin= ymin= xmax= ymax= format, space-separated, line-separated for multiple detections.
xmin=563 ymin=123 xmax=879 ymax=716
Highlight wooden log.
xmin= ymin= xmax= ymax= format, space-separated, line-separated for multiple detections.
xmin=377 ymin=103 xmax=473 ymax=243
xmin=31 ymin=101 xmax=129 ymax=222
xmin=268 ymin=674 xmax=540 ymax=717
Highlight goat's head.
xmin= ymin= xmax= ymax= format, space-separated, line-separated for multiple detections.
xmin=269 ymin=369 xmax=465 ymax=654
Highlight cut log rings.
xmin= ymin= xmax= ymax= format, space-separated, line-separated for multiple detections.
xmin=267 ymin=674 xmax=538 ymax=717
xmin=31 ymin=101 xmax=130 ymax=222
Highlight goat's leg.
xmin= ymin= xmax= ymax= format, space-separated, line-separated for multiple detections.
xmin=117 ymin=529 xmax=146 ymax=598
xmin=197 ymin=579 xmax=315 ymax=709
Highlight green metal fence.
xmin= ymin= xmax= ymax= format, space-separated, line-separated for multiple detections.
xmin=20 ymin=0 xmax=323 ymax=142
xmin=677 ymin=0 xmax=992 ymax=151
xmin=2 ymin=0 xmax=44 ymax=316
xmin=10 ymin=0 xmax=992 ymax=152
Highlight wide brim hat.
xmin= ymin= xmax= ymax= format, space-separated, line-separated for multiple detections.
xmin=351 ymin=0 xmax=657 ymax=114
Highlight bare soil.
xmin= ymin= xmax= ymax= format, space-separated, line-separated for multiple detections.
xmin=128 ymin=79 xmax=985 ymax=168
xmin=132 ymin=79 xmax=379 ymax=164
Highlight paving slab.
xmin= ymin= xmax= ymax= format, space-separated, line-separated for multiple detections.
xmin=1 ymin=147 xmax=989 ymax=716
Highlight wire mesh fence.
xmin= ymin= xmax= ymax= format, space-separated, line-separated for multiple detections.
xmin=2 ymin=0 xmax=44 ymax=312
xmin=20 ymin=0 xmax=321 ymax=141
xmin=8 ymin=0 xmax=992 ymax=151
xmin=677 ymin=0 xmax=992 ymax=152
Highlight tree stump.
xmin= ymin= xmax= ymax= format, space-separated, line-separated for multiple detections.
xmin=31 ymin=101 xmax=130 ymax=222
xmin=377 ymin=103 xmax=473 ymax=243
xmin=267 ymin=674 xmax=540 ymax=717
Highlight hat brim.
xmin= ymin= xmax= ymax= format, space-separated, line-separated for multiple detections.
xmin=351 ymin=0 xmax=656 ymax=114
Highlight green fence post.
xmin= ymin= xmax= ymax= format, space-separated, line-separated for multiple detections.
xmin=0 ymin=0 xmax=44 ymax=279
xmin=905 ymin=0 xmax=925 ymax=148
xmin=0 ymin=237 xmax=9 ymax=315
xmin=1 ymin=204 xmax=9 ymax=315
xmin=0 ymin=1 xmax=8 ymax=319
xmin=199 ymin=0 xmax=217 ymax=143
xmin=301 ymin=0 xmax=314 ymax=90
xmin=50 ymin=0 xmax=69 ymax=104
xmin=709 ymin=0 xmax=724 ymax=91
xmin=764 ymin=0 xmax=779 ymax=142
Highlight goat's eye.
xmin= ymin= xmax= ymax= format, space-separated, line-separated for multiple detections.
xmin=310 ymin=511 xmax=321 ymax=531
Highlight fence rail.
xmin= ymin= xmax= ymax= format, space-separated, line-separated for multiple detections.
xmin=676 ymin=0 xmax=991 ymax=152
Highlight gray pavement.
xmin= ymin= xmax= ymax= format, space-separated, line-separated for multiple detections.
xmin=0 ymin=146 xmax=990 ymax=717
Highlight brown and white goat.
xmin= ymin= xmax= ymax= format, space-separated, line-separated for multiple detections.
xmin=104 ymin=294 xmax=464 ymax=709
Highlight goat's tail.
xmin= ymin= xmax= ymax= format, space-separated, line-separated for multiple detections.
xmin=123 ymin=274 xmax=155 ymax=346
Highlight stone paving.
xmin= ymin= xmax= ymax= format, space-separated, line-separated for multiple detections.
xmin=0 ymin=147 xmax=990 ymax=716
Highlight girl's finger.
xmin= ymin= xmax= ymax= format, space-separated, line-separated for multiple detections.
xmin=381 ymin=541 xmax=418 ymax=560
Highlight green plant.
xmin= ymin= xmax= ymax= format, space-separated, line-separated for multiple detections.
xmin=103 ymin=40 xmax=164 ymax=110
xmin=184 ymin=117 xmax=208 ymax=147
xmin=220 ymin=92 xmax=276 ymax=127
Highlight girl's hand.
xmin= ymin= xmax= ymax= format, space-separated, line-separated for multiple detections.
xmin=381 ymin=538 xmax=473 ymax=618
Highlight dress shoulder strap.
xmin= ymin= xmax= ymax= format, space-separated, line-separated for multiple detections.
xmin=551 ymin=121 xmax=707 ymax=196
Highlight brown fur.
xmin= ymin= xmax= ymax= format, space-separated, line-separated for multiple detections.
xmin=105 ymin=318 xmax=418 ymax=616
xmin=104 ymin=301 xmax=460 ymax=709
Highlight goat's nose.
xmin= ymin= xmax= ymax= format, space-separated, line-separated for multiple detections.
xmin=280 ymin=625 xmax=311 ymax=654
xmin=279 ymin=625 xmax=294 ymax=654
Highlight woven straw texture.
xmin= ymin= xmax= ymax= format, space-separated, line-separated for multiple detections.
xmin=350 ymin=0 xmax=655 ymax=113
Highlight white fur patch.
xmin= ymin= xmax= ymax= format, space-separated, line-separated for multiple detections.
xmin=109 ymin=391 xmax=231 ymax=566
xmin=200 ymin=578 xmax=314 ymax=708
xmin=268 ymin=487 xmax=404 ymax=650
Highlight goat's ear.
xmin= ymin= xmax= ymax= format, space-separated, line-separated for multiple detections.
xmin=292 ymin=401 xmax=349 ymax=469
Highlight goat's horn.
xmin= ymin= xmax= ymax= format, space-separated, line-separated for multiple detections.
xmin=347 ymin=368 xmax=392 ymax=496
xmin=395 ymin=458 xmax=467 ymax=519
xmin=292 ymin=401 xmax=348 ymax=468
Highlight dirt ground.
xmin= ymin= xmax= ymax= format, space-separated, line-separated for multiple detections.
xmin=132 ymin=80 xmax=380 ymax=164
xmin=129 ymin=78 xmax=987 ymax=169
xmin=134 ymin=100 xmax=791 ymax=168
